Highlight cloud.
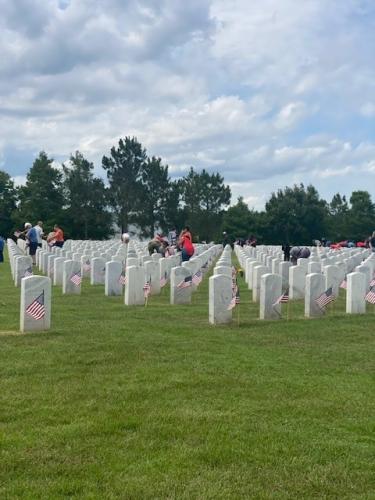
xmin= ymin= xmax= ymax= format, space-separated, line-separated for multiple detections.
xmin=0 ymin=0 xmax=374 ymax=209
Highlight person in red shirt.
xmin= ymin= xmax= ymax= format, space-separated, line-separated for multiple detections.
xmin=178 ymin=226 xmax=194 ymax=261
xmin=53 ymin=224 xmax=64 ymax=248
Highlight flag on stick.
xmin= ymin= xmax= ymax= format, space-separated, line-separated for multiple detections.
xmin=70 ymin=271 xmax=82 ymax=286
xmin=227 ymin=285 xmax=240 ymax=310
xmin=160 ymin=271 xmax=168 ymax=288
xmin=273 ymin=288 xmax=289 ymax=306
xmin=315 ymin=286 xmax=335 ymax=309
xmin=118 ymin=271 xmax=127 ymax=285
xmin=365 ymin=285 xmax=375 ymax=304
xmin=26 ymin=291 xmax=45 ymax=320
xmin=177 ymin=275 xmax=192 ymax=289
xmin=192 ymin=270 xmax=202 ymax=286
xmin=340 ymin=279 xmax=347 ymax=289
xmin=23 ymin=266 xmax=33 ymax=278
xmin=143 ymin=280 xmax=151 ymax=298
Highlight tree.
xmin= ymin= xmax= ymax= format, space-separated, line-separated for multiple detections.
xmin=264 ymin=184 xmax=328 ymax=244
xmin=102 ymin=137 xmax=146 ymax=233
xmin=222 ymin=197 xmax=259 ymax=240
xmin=327 ymin=193 xmax=349 ymax=241
xmin=17 ymin=152 xmax=64 ymax=229
xmin=347 ymin=190 xmax=375 ymax=241
xmin=181 ymin=168 xmax=231 ymax=241
xmin=0 ymin=170 xmax=18 ymax=236
xmin=62 ymin=151 xmax=113 ymax=239
xmin=137 ymin=156 xmax=170 ymax=238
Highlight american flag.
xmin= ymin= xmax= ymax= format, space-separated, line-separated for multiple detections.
xmin=70 ymin=271 xmax=82 ymax=286
xmin=227 ymin=285 xmax=240 ymax=310
xmin=177 ymin=275 xmax=192 ymax=289
xmin=231 ymin=266 xmax=237 ymax=277
xmin=23 ymin=266 xmax=33 ymax=277
xmin=315 ymin=286 xmax=335 ymax=309
xmin=192 ymin=270 xmax=202 ymax=285
xmin=365 ymin=285 xmax=375 ymax=304
xmin=83 ymin=260 xmax=91 ymax=272
xmin=370 ymin=278 xmax=375 ymax=287
xmin=273 ymin=288 xmax=289 ymax=305
xmin=160 ymin=271 xmax=168 ymax=287
xmin=340 ymin=279 xmax=347 ymax=289
xmin=26 ymin=291 xmax=45 ymax=320
xmin=118 ymin=271 xmax=127 ymax=285
xmin=143 ymin=280 xmax=151 ymax=298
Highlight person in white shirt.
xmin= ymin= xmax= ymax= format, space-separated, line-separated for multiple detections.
xmin=34 ymin=221 xmax=44 ymax=248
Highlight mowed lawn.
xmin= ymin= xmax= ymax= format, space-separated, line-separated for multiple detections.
xmin=0 ymin=252 xmax=374 ymax=499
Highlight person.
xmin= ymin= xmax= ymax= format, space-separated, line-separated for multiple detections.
xmin=35 ymin=220 xmax=44 ymax=248
xmin=0 ymin=236 xmax=4 ymax=263
xmin=370 ymin=231 xmax=375 ymax=252
xmin=121 ymin=232 xmax=130 ymax=244
xmin=178 ymin=226 xmax=194 ymax=261
xmin=290 ymin=246 xmax=311 ymax=265
xmin=148 ymin=234 xmax=164 ymax=256
xmin=25 ymin=222 xmax=38 ymax=264
xmin=249 ymin=235 xmax=257 ymax=247
xmin=52 ymin=224 xmax=64 ymax=248
xmin=168 ymin=228 xmax=177 ymax=246
xmin=282 ymin=242 xmax=291 ymax=261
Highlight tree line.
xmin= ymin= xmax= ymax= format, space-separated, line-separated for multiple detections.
xmin=1 ymin=136 xmax=374 ymax=244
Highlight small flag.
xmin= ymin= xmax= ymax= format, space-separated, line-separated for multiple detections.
xmin=143 ymin=280 xmax=151 ymax=298
xmin=227 ymin=285 xmax=240 ymax=310
xmin=177 ymin=275 xmax=192 ymax=289
xmin=23 ymin=266 xmax=33 ymax=278
xmin=370 ymin=278 xmax=375 ymax=287
xmin=118 ymin=271 xmax=127 ymax=285
xmin=273 ymin=288 xmax=289 ymax=306
xmin=160 ymin=271 xmax=168 ymax=287
xmin=315 ymin=286 xmax=335 ymax=309
xmin=231 ymin=266 xmax=237 ymax=278
xmin=70 ymin=271 xmax=82 ymax=286
xmin=83 ymin=260 xmax=91 ymax=272
xmin=192 ymin=270 xmax=202 ymax=286
xmin=365 ymin=285 xmax=375 ymax=304
xmin=26 ymin=291 xmax=45 ymax=320
xmin=340 ymin=279 xmax=347 ymax=289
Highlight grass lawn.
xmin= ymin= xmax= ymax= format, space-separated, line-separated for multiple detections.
xmin=0 ymin=251 xmax=374 ymax=499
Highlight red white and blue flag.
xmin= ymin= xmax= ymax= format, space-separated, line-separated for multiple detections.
xmin=177 ymin=275 xmax=192 ymax=289
xmin=192 ymin=270 xmax=202 ymax=286
xmin=23 ymin=266 xmax=33 ymax=278
xmin=160 ymin=271 xmax=168 ymax=288
xmin=315 ymin=286 xmax=335 ymax=309
xmin=143 ymin=280 xmax=151 ymax=298
xmin=70 ymin=271 xmax=82 ymax=286
xmin=26 ymin=291 xmax=45 ymax=320
xmin=273 ymin=288 xmax=289 ymax=306
xmin=227 ymin=285 xmax=240 ymax=310
xmin=340 ymin=279 xmax=347 ymax=289
xmin=118 ymin=271 xmax=127 ymax=285
xmin=365 ymin=285 xmax=375 ymax=304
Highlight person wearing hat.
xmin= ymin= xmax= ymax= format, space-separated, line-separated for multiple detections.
xmin=24 ymin=222 xmax=38 ymax=264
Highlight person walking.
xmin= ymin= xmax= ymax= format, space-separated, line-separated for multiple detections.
xmin=35 ymin=221 xmax=44 ymax=248
xmin=24 ymin=222 xmax=38 ymax=264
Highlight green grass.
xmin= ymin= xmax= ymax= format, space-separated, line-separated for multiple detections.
xmin=0 ymin=252 xmax=374 ymax=499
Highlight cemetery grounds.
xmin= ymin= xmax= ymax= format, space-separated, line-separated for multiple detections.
xmin=0 ymin=249 xmax=374 ymax=499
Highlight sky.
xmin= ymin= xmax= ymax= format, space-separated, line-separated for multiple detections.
xmin=0 ymin=0 xmax=375 ymax=209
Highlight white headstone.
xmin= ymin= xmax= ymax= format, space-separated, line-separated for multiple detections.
xmin=259 ymin=273 xmax=282 ymax=320
xmin=105 ymin=260 xmax=123 ymax=296
xmin=305 ymin=273 xmax=325 ymax=318
xmin=124 ymin=266 xmax=145 ymax=305
xmin=346 ymin=272 xmax=366 ymax=314
xmin=209 ymin=274 xmax=233 ymax=324
xmin=63 ymin=259 xmax=82 ymax=295
xmin=20 ymin=275 xmax=51 ymax=332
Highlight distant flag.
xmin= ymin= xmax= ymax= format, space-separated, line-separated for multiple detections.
xmin=143 ymin=280 xmax=151 ymax=298
xmin=83 ymin=260 xmax=91 ymax=272
xmin=231 ymin=266 xmax=237 ymax=278
xmin=160 ymin=271 xmax=168 ymax=288
xmin=370 ymin=278 xmax=375 ymax=287
xmin=23 ymin=266 xmax=33 ymax=278
xmin=26 ymin=291 xmax=45 ymax=320
xmin=227 ymin=285 xmax=240 ymax=310
xmin=118 ymin=271 xmax=127 ymax=285
xmin=340 ymin=279 xmax=347 ymax=289
xmin=273 ymin=288 xmax=289 ymax=306
xmin=192 ymin=270 xmax=202 ymax=286
xmin=315 ymin=286 xmax=335 ymax=309
xmin=365 ymin=285 xmax=375 ymax=304
xmin=70 ymin=271 xmax=82 ymax=286
xmin=177 ymin=275 xmax=192 ymax=289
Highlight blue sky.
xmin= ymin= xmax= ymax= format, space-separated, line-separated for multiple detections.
xmin=0 ymin=0 xmax=374 ymax=209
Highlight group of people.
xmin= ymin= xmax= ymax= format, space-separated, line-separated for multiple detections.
xmin=145 ymin=226 xmax=195 ymax=262
xmin=20 ymin=222 xmax=64 ymax=264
